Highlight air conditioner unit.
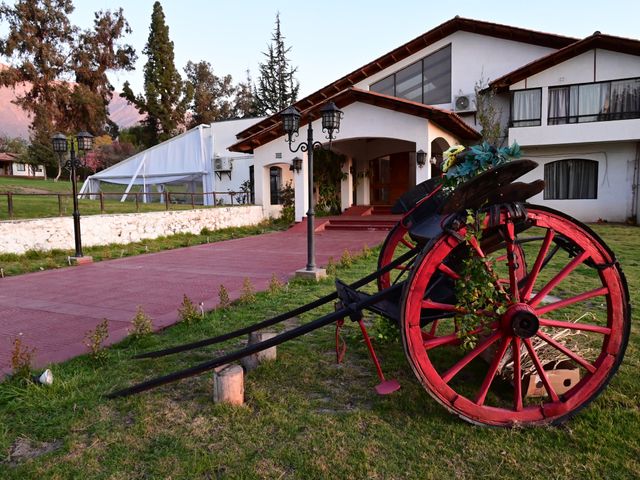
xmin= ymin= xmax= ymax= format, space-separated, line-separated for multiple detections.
xmin=454 ymin=94 xmax=477 ymax=113
xmin=214 ymin=156 xmax=232 ymax=171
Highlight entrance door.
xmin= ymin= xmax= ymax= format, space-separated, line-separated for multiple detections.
xmin=369 ymin=153 xmax=410 ymax=205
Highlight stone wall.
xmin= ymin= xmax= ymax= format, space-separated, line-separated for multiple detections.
xmin=0 ymin=206 xmax=270 ymax=255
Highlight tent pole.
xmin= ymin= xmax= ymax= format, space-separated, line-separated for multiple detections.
xmin=121 ymin=154 xmax=146 ymax=202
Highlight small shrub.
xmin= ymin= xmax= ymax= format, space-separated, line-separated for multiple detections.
xmin=200 ymin=227 xmax=213 ymax=236
xmin=372 ymin=316 xmax=400 ymax=344
xmin=268 ymin=273 xmax=283 ymax=294
xmin=326 ymin=257 xmax=337 ymax=276
xmin=178 ymin=294 xmax=201 ymax=324
xmin=240 ymin=277 xmax=256 ymax=303
xmin=361 ymin=243 xmax=372 ymax=259
xmin=10 ymin=336 xmax=35 ymax=379
xmin=129 ymin=306 xmax=153 ymax=338
xmin=85 ymin=319 xmax=110 ymax=360
xmin=218 ymin=284 xmax=231 ymax=308
xmin=340 ymin=249 xmax=353 ymax=268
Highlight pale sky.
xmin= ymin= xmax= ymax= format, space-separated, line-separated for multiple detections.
xmin=64 ymin=0 xmax=640 ymax=98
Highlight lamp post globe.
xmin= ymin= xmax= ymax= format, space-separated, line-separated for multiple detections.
xmin=76 ymin=131 xmax=94 ymax=151
xmin=51 ymin=133 xmax=68 ymax=153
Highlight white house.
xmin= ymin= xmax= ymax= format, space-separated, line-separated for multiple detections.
xmin=229 ymin=17 xmax=639 ymax=223
xmin=0 ymin=152 xmax=45 ymax=178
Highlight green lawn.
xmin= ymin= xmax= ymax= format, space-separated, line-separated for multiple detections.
xmin=0 ymin=225 xmax=638 ymax=479
xmin=0 ymin=177 xmax=241 ymax=220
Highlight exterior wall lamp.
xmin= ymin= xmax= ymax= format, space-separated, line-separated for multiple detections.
xmin=281 ymin=101 xmax=344 ymax=275
xmin=416 ymin=149 xmax=427 ymax=168
xmin=51 ymin=131 xmax=94 ymax=259
xmin=290 ymin=156 xmax=303 ymax=173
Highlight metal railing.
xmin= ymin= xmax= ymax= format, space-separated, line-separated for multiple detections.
xmin=0 ymin=190 xmax=253 ymax=220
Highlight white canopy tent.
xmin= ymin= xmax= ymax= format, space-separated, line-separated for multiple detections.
xmin=80 ymin=124 xmax=216 ymax=205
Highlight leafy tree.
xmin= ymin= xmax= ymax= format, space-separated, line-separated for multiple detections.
xmin=183 ymin=60 xmax=235 ymax=128
xmin=0 ymin=0 xmax=136 ymax=178
xmin=474 ymin=76 xmax=504 ymax=146
xmin=122 ymin=1 xmax=188 ymax=147
xmin=233 ymin=69 xmax=257 ymax=118
xmin=253 ymin=13 xmax=299 ymax=116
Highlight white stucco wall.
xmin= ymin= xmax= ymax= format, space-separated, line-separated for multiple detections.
xmin=0 ymin=206 xmax=269 ymax=255
xmin=210 ymin=118 xmax=263 ymax=204
xmin=518 ymin=142 xmax=638 ymax=222
xmin=508 ymin=49 xmax=640 ymax=147
xmin=357 ymin=31 xmax=557 ymax=112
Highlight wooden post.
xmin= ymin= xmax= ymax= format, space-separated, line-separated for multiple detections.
xmin=241 ymin=331 xmax=277 ymax=372
xmin=135 ymin=192 xmax=139 ymax=212
xmin=58 ymin=194 xmax=63 ymax=216
xmin=99 ymin=192 xmax=104 ymax=213
xmin=191 ymin=192 xmax=195 ymax=209
xmin=165 ymin=191 xmax=170 ymax=210
xmin=7 ymin=192 xmax=13 ymax=219
xmin=212 ymin=364 xmax=244 ymax=405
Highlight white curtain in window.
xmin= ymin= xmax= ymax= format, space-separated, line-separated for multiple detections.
xmin=548 ymin=87 xmax=569 ymax=123
xmin=513 ymin=90 xmax=541 ymax=126
xmin=578 ymin=83 xmax=610 ymax=121
xmin=610 ymin=79 xmax=640 ymax=118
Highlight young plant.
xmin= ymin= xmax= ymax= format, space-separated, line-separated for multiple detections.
xmin=178 ymin=294 xmax=201 ymax=324
xmin=85 ymin=319 xmax=110 ymax=360
xmin=454 ymin=210 xmax=508 ymax=349
xmin=218 ymin=284 xmax=231 ymax=308
xmin=129 ymin=306 xmax=153 ymax=338
xmin=326 ymin=256 xmax=337 ymax=276
xmin=240 ymin=277 xmax=256 ymax=303
xmin=340 ymin=249 xmax=353 ymax=268
xmin=10 ymin=336 xmax=36 ymax=379
xmin=268 ymin=273 xmax=283 ymax=294
xmin=361 ymin=243 xmax=372 ymax=259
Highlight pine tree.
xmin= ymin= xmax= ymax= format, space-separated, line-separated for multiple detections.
xmin=184 ymin=60 xmax=235 ymax=128
xmin=233 ymin=69 xmax=257 ymax=118
xmin=121 ymin=1 xmax=187 ymax=146
xmin=253 ymin=13 xmax=300 ymax=116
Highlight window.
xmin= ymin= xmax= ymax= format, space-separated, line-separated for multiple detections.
xmin=16 ymin=163 xmax=25 ymax=171
xmin=544 ymin=159 xmax=598 ymax=199
xmin=370 ymin=44 xmax=451 ymax=105
xmin=269 ymin=167 xmax=282 ymax=205
xmin=423 ymin=45 xmax=451 ymax=105
xmin=511 ymin=89 xmax=542 ymax=127
xmin=548 ymin=77 xmax=640 ymax=124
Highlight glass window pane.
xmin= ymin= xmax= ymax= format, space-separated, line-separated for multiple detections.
xmin=610 ymin=79 xmax=640 ymax=119
xmin=395 ymin=61 xmax=422 ymax=103
xmin=512 ymin=89 xmax=541 ymax=126
xmin=371 ymin=75 xmax=394 ymax=96
xmin=423 ymin=45 xmax=451 ymax=105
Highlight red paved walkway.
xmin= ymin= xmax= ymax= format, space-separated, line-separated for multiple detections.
xmin=0 ymin=228 xmax=387 ymax=376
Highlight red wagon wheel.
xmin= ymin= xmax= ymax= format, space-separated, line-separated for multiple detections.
xmin=401 ymin=205 xmax=630 ymax=427
xmin=377 ymin=221 xmax=529 ymax=292
xmin=377 ymin=221 xmax=416 ymax=291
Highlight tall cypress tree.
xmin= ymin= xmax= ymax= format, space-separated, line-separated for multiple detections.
xmin=253 ymin=13 xmax=299 ymax=116
xmin=122 ymin=1 xmax=187 ymax=146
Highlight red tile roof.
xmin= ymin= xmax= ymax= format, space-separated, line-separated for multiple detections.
xmin=229 ymin=88 xmax=481 ymax=153
xmin=489 ymin=33 xmax=640 ymax=91
xmin=235 ymin=17 xmax=576 ymax=142
xmin=0 ymin=152 xmax=19 ymax=162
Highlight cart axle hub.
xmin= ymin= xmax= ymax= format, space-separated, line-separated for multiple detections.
xmin=503 ymin=304 xmax=539 ymax=338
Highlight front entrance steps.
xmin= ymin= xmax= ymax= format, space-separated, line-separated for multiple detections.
xmin=288 ymin=206 xmax=400 ymax=233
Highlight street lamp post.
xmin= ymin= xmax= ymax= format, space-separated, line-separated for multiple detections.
xmin=52 ymin=131 xmax=94 ymax=261
xmin=281 ymin=102 xmax=343 ymax=278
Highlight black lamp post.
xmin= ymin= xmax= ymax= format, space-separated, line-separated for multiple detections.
xmin=281 ymin=101 xmax=343 ymax=274
xmin=52 ymin=131 xmax=94 ymax=258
